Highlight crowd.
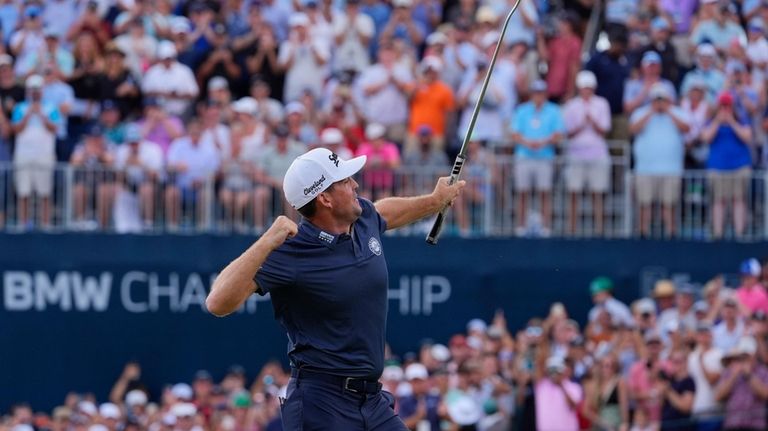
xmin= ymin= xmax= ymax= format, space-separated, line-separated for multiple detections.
xmin=3 ymin=257 xmax=768 ymax=431
xmin=0 ymin=0 xmax=766 ymax=237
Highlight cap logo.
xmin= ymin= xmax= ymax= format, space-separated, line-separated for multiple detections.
xmin=304 ymin=175 xmax=326 ymax=196
xmin=329 ymin=153 xmax=339 ymax=167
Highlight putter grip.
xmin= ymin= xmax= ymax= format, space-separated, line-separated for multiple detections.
xmin=426 ymin=155 xmax=466 ymax=245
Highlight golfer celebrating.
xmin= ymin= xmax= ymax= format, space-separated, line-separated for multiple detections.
xmin=206 ymin=148 xmax=464 ymax=430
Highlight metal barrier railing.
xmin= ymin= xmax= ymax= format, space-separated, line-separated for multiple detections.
xmin=0 ymin=153 xmax=766 ymax=240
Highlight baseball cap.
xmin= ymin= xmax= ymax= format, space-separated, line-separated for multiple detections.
xmin=421 ymin=56 xmax=442 ymax=72
xmin=285 ymin=101 xmax=305 ymax=116
xmin=476 ymin=6 xmax=497 ymax=23
xmin=170 ymin=17 xmax=192 ymax=34
xmin=320 ymin=128 xmax=344 ymax=145
xmin=447 ymin=396 xmax=481 ymax=426
xmin=649 ymin=82 xmax=672 ymax=100
xmin=717 ymin=91 xmax=734 ymax=106
xmin=392 ymin=0 xmax=412 ymax=7
xmin=79 ymin=401 xmax=98 ymax=416
xmin=417 ymin=124 xmax=433 ymax=136
xmin=88 ymin=426 xmax=108 ymax=431
xmin=99 ymin=403 xmax=121 ymax=420
xmin=641 ymin=51 xmax=662 ymax=66
xmin=274 ymin=124 xmax=290 ymax=137
xmin=25 ymin=5 xmax=41 ymax=18
xmin=545 ymin=356 xmax=566 ymax=373
xmin=85 ymin=124 xmax=103 ymax=137
xmin=170 ymin=403 xmax=197 ymax=418
xmin=157 ymin=40 xmax=177 ymax=59
xmin=726 ymin=60 xmax=746 ymax=74
xmin=171 ymin=383 xmax=193 ymax=400
xmin=481 ymin=31 xmax=500 ymax=49
xmin=687 ymin=76 xmax=707 ymax=91
xmin=633 ymin=298 xmax=657 ymax=315
xmin=590 ymin=276 xmax=613 ymax=295
xmin=693 ymin=300 xmax=709 ymax=313
xmin=102 ymin=99 xmax=118 ymax=112
xmin=651 ymin=17 xmax=670 ymax=31
xmin=644 ymin=330 xmax=662 ymax=343
xmin=696 ymin=43 xmax=717 ymax=57
xmin=0 ymin=54 xmax=12 ymax=67
xmin=430 ymin=344 xmax=451 ymax=362
xmin=382 ymin=365 xmax=403 ymax=381
xmin=365 ymin=123 xmax=386 ymax=140
xmin=530 ymin=79 xmax=547 ymax=92
xmin=466 ymin=318 xmax=487 ymax=333
xmin=749 ymin=18 xmax=765 ymax=32
xmin=282 ymin=148 xmax=366 ymax=209
xmin=125 ymin=390 xmax=148 ymax=406
xmin=426 ymin=32 xmax=448 ymax=45
xmin=124 ymin=124 xmax=143 ymax=143
xmin=404 ymin=363 xmax=429 ymax=380
xmin=232 ymin=97 xmax=258 ymax=115
xmin=232 ymin=391 xmax=251 ymax=408
xmin=740 ymin=258 xmax=761 ymax=276
xmin=696 ymin=321 xmax=712 ymax=332
xmin=26 ymin=74 xmax=43 ymax=89
xmin=194 ymin=369 xmax=213 ymax=381
xmin=289 ymin=13 xmax=310 ymax=27
xmin=677 ymin=284 xmax=695 ymax=296
xmin=576 ymin=70 xmax=597 ymax=89
xmin=208 ymin=76 xmax=228 ymax=91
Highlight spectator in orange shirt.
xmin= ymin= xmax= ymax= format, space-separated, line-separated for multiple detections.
xmin=406 ymin=56 xmax=454 ymax=155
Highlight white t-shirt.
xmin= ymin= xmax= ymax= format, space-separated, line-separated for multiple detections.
xmin=712 ymin=319 xmax=745 ymax=353
xmin=687 ymin=347 xmax=723 ymax=415
xmin=115 ymin=140 xmax=164 ymax=185
xmin=240 ymin=123 xmax=269 ymax=163
xmin=356 ymin=63 xmax=413 ymax=125
xmin=141 ymin=62 xmax=199 ymax=116
xmin=115 ymin=34 xmax=158 ymax=77
xmin=747 ymin=37 xmax=768 ymax=66
xmin=199 ymin=124 xmax=231 ymax=160
xmin=279 ymin=39 xmax=330 ymax=102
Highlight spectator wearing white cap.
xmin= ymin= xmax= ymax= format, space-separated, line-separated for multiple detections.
xmin=319 ymin=127 xmax=353 ymax=159
xmin=713 ymin=296 xmax=746 ymax=353
xmin=455 ymin=58 xmax=506 ymax=147
xmin=259 ymin=0 xmax=293 ymax=42
xmin=623 ymin=51 xmax=677 ymax=116
xmin=11 ymin=74 xmax=60 ymax=230
xmin=278 ymin=13 xmax=330 ymax=103
xmin=690 ymin=1 xmax=746 ymax=53
xmin=114 ymin=18 xmax=158 ymax=78
xmin=534 ymin=355 xmax=583 ymax=431
xmin=114 ymin=123 xmax=164 ymax=229
xmin=284 ymin=101 xmax=318 ymax=146
xmin=687 ymin=323 xmax=723 ymax=429
xmin=629 ymin=82 xmax=690 ymax=237
xmin=406 ymin=56 xmax=454 ymax=154
xmin=231 ymin=97 xmax=268 ymax=162
xmin=680 ymin=44 xmax=725 ymax=101
xmin=355 ymin=123 xmax=401 ymax=201
xmin=562 ymin=70 xmax=611 ymax=236
xmin=199 ymin=98 xmax=232 ymax=159
xmin=98 ymin=403 xmax=122 ymax=431
xmin=714 ymin=336 xmax=768 ymax=431
xmin=510 ymin=79 xmax=565 ymax=237
xmin=141 ymin=40 xmax=199 ymax=118
xmin=254 ymin=125 xmax=305 ymax=229
xmin=398 ymin=363 xmax=441 ymax=431
xmin=332 ymin=0 xmax=375 ymax=73
xmin=679 ymin=76 xmax=710 ymax=167
xmin=746 ymin=19 xmax=768 ymax=72
xmin=170 ymin=402 xmax=202 ymax=431
xmin=248 ymin=77 xmax=284 ymax=127
xmin=357 ymin=41 xmax=413 ymax=145
xmin=9 ymin=6 xmax=45 ymax=71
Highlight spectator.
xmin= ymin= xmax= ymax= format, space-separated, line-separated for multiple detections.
xmin=10 ymin=6 xmax=45 ymax=71
xmin=165 ymin=119 xmax=220 ymax=229
xmin=586 ymin=29 xmax=631 ymax=140
xmin=736 ymin=258 xmax=768 ymax=315
xmin=501 ymin=0 xmax=538 ymax=48
xmin=333 ymin=0 xmax=375 ymax=74
xmin=657 ymin=285 xmax=697 ymax=341
xmin=639 ymin=17 xmax=682 ymax=86
xmin=11 ymin=74 xmax=59 ymax=230
xmin=690 ymin=1 xmax=745 ymax=54
xmin=357 ymin=41 xmax=413 ymax=145
xmin=138 ymin=98 xmax=184 ymax=156
xmin=746 ymin=18 xmax=768 ymax=74
xmin=142 ymin=40 xmax=199 ymax=118
xmin=562 ymin=70 xmax=612 ymax=236
xmin=70 ymin=125 xmax=115 ymax=230
xmin=679 ymin=77 xmax=710 ymax=168
xmin=41 ymin=65 xmax=74 ymax=161
xmin=114 ymin=124 xmax=164 ymax=229
xmin=534 ymin=356 xmax=583 ymax=431
xmin=196 ymin=24 xmax=241 ymax=99
xmin=218 ymin=120 xmax=254 ymax=231
xmin=249 ymin=76 xmax=284 ymax=127
xmin=659 ymin=349 xmax=695 ymax=431
xmin=581 ymin=354 xmax=629 ymax=431
xmin=538 ymin=12 xmax=582 ymax=103
xmin=681 ymin=44 xmax=725 ymax=102
xmin=278 ymin=13 xmax=330 ymax=103
xmin=629 ymin=83 xmax=690 ymax=238
xmin=402 ymin=126 xmax=448 ymax=169
xmin=628 ymin=331 xmax=667 ymax=427
xmin=16 ymin=29 xmax=74 ymax=80
xmin=455 ymin=56 xmax=506 ymax=148
xmin=510 ymin=79 xmax=565 ymax=237
xmin=715 ymin=336 xmax=768 ymax=431
xmin=114 ymin=17 xmax=158 ymax=78
xmin=64 ymin=0 xmax=109 ymax=45
xmin=99 ymin=101 xmax=126 ymax=147
xmin=588 ymin=276 xmax=635 ymax=327
xmin=398 ymin=363 xmax=441 ymax=431
xmin=101 ymin=43 xmax=141 ymax=119
xmin=701 ymin=91 xmax=753 ymax=239
xmin=454 ymin=139 xmax=493 ymax=237
xmin=254 ymin=125 xmax=304 ymax=228
xmin=236 ymin=14 xmax=284 ymax=103
xmin=623 ymin=51 xmax=677 ymax=116
xmin=379 ymin=0 xmax=425 ymax=51
xmin=723 ymin=61 xmax=759 ymax=124
xmin=199 ymin=99 xmax=231 ymax=160
xmin=654 ymin=279 xmax=678 ymax=313
xmin=713 ymin=297 xmax=746 ymax=353
xmin=687 ymin=323 xmax=723 ymax=431
xmin=69 ymin=32 xmax=107 ymax=130
xmin=356 ymin=123 xmax=401 ymax=201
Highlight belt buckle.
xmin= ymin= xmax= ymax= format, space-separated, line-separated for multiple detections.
xmin=344 ymin=377 xmax=360 ymax=394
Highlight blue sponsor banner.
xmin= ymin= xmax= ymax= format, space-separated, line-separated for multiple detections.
xmin=0 ymin=234 xmax=764 ymax=412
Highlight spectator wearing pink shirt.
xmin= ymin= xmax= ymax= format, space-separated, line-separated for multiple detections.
xmin=562 ymin=71 xmax=612 ymax=236
xmin=534 ymin=356 xmax=583 ymax=431
xmin=355 ymin=123 xmax=401 ymax=201
xmin=137 ymin=98 xmax=184 ymax=156
xmin=736 ymin=259 xmax=768 ymax=315
xmin=628 ymin=332 xmax=668 ymax=426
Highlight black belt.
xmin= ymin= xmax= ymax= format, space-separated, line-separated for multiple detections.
xmin=291 ymin=368 xmax=382 ymax=395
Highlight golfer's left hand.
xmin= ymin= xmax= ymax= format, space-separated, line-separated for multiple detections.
xmin=433 ymin=177 xmax=466 ymax=207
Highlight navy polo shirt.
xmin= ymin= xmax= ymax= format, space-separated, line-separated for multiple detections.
xmin=255 ymin=198 xmax=389 ymax=379
xmin=585 ymin=51 xmax=630 ymax=115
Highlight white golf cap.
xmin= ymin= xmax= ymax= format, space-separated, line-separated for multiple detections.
xmin=157 ymin=40 xmax=177 ymax=59
xmin=426 ymin=32 xmax=448 ymax=45
xmin=365 ymin=123 xmax=386 ymax=140
xmin=286 ymin=101 xmax=305 ymax=115
xmin=576 ymin=70 xmax=597 ymax=89
xmin=430 ymin=344 xmax=451 ymax=362
xmin=232 ymin=97 xmax=258 ymax=115
xmin=289 ymin=12 xmax=310 ymax=27
xmin=696 ymin=43 xmax=717 ymax=57
xmin=26 ymin=74 xmax=43 ymax=89
xmin=320 ymin=128 xmax=344 ymax=145
xmin=421 ymin=56 xmax=442 ymax=72
xmin=283 ymin=148 xmax=366 ymax=209
xmin=447 ymin=396 xmax=481 ymax=425
xmin=545 ymin=355 xmax=566 ymax=373
xmin=171 ymin=383 xmax=193 ymax=400
xmin=481 ymin=31 xmax=500 ymax=49
xmin=466 ymin=318 xmax=487 ymax=333
xmin=170 ymin=402 xmax=197 ymax=418
xmin=392 ymin=0 xmax=412 ymax=7
xmin=382 ymin=365 xmax=404 ymax=381
xmin=88 ymin=425 xmax=108 ymax=431
xmin=208 ymin=76 xmax=228 ymax=91
xmin=404 ymin=363 xmax=429 ymax=381
xmin=126 ymin=389 xmax=148 ymax=406
xmin=649 ymin=82 xmax=673 ymax=100
xmin=79 ymin=401 xmax=98 ymax=416
xmin=99 ymin=403 xmax=121 ymax=420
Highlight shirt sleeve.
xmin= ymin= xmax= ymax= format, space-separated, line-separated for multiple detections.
xmin=254 ymin=246 xmax=297 ymax=295
xmin=359 ymin=197 xmax=387 ymax=234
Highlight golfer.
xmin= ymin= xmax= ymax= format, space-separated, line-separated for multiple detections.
xmin=206 ymin=147 xmax=464 ymax=430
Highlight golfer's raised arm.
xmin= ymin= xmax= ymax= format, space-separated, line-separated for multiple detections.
xmin=206 ymin=216 xmax=297 ymax=317
xmin=374 ymin=177 xmax=465 ymax=230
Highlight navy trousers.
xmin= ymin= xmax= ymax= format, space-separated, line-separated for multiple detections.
xmin=280 ymin=377 xmax=408 ymax=431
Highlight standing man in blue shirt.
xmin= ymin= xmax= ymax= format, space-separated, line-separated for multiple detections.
xmin=206 ymin=148 xmax=464 ymax=430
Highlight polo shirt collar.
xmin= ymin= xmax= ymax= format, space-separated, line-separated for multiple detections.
xmin=299 ymin=219 xmax=352 ymax=249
